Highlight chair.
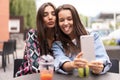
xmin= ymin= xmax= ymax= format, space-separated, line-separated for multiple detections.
xmin=108 ymin=59 xmax=119 ymax=73
xmin=13 ymin=39 xmax=17 ymax=58
xmin=9 ymin=39 xmax=17 ymax=59
xmin=7 ymin=39 xmax=16 ymax=63
xmin=0 ymin=41 xmax=12 ymax=72
xmin=13 ymin=59 xmax=24 ymax=78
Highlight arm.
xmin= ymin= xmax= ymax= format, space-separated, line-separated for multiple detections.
xmin=16 ymin=29 xmax=40 ymax=77
xmin=90 ymin=32 xmax=112 ymax=74
xmin=63 ymin=53 xmax=88 ymax=72
xmin=52 ymin=41 xmax=73 ymax=74
xmin=52 ymin=41 xmax=88 ymax=74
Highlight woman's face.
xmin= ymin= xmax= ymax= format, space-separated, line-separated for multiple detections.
xmin=43 ymin=5 xmax=56 ymax=28
xmin=58 ymin=10 xmax=73 ymax=36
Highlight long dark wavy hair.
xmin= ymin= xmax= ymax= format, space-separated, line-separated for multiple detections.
xmin=36 ymin=2 xmax=56 ymax=56
xmin=56 ymin=4 xmax=88 ymax=55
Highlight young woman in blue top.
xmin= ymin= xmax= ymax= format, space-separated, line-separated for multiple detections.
xmin=52 ymin=4 xmax=111 ymax=75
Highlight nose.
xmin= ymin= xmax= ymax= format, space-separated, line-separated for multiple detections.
xmin=48 ymin=14 xmax=52 ymax=19
xmin=64 ymin=20 xmax=68 ymax=25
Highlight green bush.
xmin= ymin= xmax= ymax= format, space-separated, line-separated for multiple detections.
xmin=10 ymin=0 xmax=36 ymax=29
xmin=103 ymin=38 xmax=117 ymax=46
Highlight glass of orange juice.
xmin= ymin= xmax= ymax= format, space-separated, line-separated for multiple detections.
xmin=39 ymin=55 xmax=54 ymax=80
xmin=40 ymin=69 xmax=53 ymax=80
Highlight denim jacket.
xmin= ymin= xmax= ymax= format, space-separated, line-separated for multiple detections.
xmin=52 ymin=32 xmax=112 ymax=74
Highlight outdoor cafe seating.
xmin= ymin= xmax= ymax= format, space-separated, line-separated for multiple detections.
xmin=0 ymin=39 xmax=16 ymax=72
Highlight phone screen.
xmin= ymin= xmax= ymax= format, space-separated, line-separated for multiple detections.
xmin=80 ymin=35 xmax=95 ymax=62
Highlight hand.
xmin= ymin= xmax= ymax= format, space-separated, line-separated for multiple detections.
xmin=71 ymin=52 xmax=88 ymax=69
xmin=88 ymin=61 xmax=104 ymax=74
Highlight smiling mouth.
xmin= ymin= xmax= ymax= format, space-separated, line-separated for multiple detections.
xmin=64 ymin=26 xmax=70 ymax=32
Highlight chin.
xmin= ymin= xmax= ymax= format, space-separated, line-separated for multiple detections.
xmin=47 ymin=26 xmax=54 ymax=29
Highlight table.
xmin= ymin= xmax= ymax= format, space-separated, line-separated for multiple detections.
xmin=13 ymin=72 xmax=120 ymax=80
xmin=105 ymin=46 xmax=120 ymax=50
xmin=105 ymin=46 xmax=120 ymax=60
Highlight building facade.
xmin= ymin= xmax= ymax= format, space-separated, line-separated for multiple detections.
xmin=0 ymin=0 xmax=9 ymax=49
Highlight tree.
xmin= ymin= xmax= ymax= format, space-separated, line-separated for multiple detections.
xmin=10 ymin=0 xmax=36 ymax=29
xmin=79 ymin=14 xmax=88 ymax=27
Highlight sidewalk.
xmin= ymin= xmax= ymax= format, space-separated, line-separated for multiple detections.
xmin=0 ymin=45 xmax=25 ymax=80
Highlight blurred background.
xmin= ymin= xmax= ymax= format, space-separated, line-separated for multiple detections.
xmin=0 ymin=0 xmax=120 ymax=80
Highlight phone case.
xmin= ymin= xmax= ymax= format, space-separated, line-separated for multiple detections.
xmin=80 ymin=35 xmax=95 ymax=62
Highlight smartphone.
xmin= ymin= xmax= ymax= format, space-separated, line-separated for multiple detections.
xmin=80 ymin=35 xmax=95 ymax=62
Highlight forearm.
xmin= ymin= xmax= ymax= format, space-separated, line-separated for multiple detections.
xmin=62 ymin=61 xmax=74 ymax=72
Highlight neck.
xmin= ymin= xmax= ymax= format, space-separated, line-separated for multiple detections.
xmin=69 ymin=31 xmax=75 ymax=40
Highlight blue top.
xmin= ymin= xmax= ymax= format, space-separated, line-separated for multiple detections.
xmin=52 ymin=32 xmax=112 ymax=74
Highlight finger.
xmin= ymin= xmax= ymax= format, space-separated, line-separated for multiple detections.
xmin=96 ymin=62 xmax=103 ymax=65
xmin=76 ymin=52 xmax=83 ymax=58
xmin=92 ymin=70 xmax=100 ymax=74
xmin=88 ymin=62 xmax=95 ymax=66
xmin=98 ymin=64 xmax=104 ymax=68
xmin=88 ymin=63 xmax=93 ymax=67
xmin=74 ymin=62 xmax=86 ymax=68
xmin=75 ymin=61 xmax=87 ymax=65
xmin=74 ymin=58 xmax=88 ymax=64
xmin=92 ymin=67 xmax=103 ymax=74
xmin=88 ymin=63 xmax=97 ymax=68
xmin=89 ymin=61 xmax=102 ymax=66
xmin=88 ymin=63 xmax=103 ymax=68
xmin=91 ymin=61 xmax=103 ymax=64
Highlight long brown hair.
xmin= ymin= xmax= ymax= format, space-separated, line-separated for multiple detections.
xmin=56 ymin=4 xmax=88 ymax=55
xmin=36 ymin=2 xmax=56 ymax=56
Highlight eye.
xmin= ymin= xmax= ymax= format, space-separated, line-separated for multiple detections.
xmin=67 ymin=17 xmax=72 ymax=21
xmin=43 ymin=12 xmax=48 ymax=17
xmin=59 ymin=18 xmax=64 ymax=22
xmin=51 ymin=11 xmax=55 ymax=16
